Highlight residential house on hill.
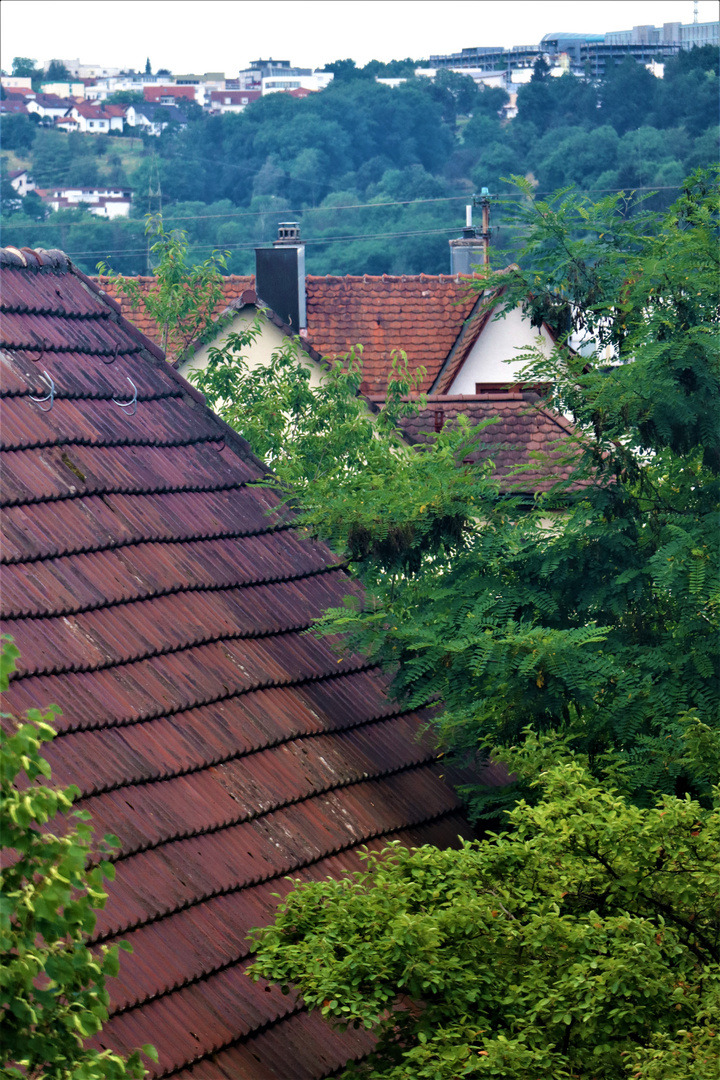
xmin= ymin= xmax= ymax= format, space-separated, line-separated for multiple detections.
xmin=9 ymin=169 xmax=35 ymax=197
xmin=209 ymin=89 xmax=262 ymax=113
xmin=26 ymin=93 xmax=75 ymax=121
xmin=39 ymin=186 xmax=132 ymax=218
xmin=125 ymin=102 xmax=188 ymax=135
xmin=143 ymin=84 xmax=197 ymax=105
xmin=1 ymin=243 xmax=500 ymax=1078
xmin=0 ymin=98 xmax=30 ymax=116
xmin=68 ymin=102 xmax=125 ymax=133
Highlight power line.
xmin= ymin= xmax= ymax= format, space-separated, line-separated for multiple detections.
xmin=4 ymin=185 xmax=685 ymax=232
xmin=60 ymin=224 xmax=470 ymax=258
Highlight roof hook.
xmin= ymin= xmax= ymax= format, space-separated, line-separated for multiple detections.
xmin=112 ymin=377 xmax=137 ymax=416
xmin=29 ymin=370 xmax=55 ymax=412
xmin=28 ymin=339 xmax=48 ymax=363
xmin=101 ymin=341 xmax=120 ymax=365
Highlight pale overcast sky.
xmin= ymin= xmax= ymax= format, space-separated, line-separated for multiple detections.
xmin=1 ymin=0 xmax=716 ymax=75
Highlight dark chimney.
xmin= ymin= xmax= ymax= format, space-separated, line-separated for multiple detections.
xmin=255 ymin=222 xmax=306 ymax=330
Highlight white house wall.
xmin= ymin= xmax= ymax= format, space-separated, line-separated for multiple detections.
xmin=447 ymin=305 xmax=554 ymax=393
xmin=180 ymin=309 xmax=326 ymax=389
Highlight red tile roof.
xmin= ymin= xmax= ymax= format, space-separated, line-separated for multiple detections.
xmin=96 ymin=274 xmax=483 ymax=391
xmin=391 ymin=392 xmax=579 ymax=493
xmin=1 ymin=246 xmax=501 ymax=1078
xmin=210 ymin=90 xmax=261 ymax=104
xmin=144 ymin=85 xmax=197 ymax=102
xmin=96 ymin=275 xmax=256 ymax=360
xmin=305 ymin=274 xmax=481 ymax=394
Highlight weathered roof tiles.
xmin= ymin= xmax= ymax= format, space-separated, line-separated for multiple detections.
xmin=1 ymin=248 xmax=502 ymax=1079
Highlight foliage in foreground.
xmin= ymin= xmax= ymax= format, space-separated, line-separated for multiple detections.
xmin=190 ymin=331 xmax=501 ymax=578
xmin=97 ymin=215 xmax=228 ymax=359
xmin=194 ymin=171 xmax=720 ymax=817
xmin=0 ymin=638 xmax=154 ymax=1080
xmin=250 ymin=734 xmax=720 ymax=1079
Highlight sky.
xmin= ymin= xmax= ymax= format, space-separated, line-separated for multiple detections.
xmin=1 ymin=0 xmax=717 ymax=75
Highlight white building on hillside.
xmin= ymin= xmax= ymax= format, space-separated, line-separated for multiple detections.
xmin=41 ymin=187 xmax=132 ymax=218
xmin=261 ymin=71 xmax=333 ymax=94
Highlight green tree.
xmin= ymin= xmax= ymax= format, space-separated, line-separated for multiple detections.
xmin=315 ymin=171 xmax=720 ymax=815
xmin=31 ymin=129 xmax=73 ymax=186
xmin=144 ymin=57 xmax=152 ymax=75
xmin=250 ymin=733 xmax=720 ymax=1079
xmin=0 ymin=638 xmax=156 ymax=1079
xmin=600 ymin=56 xmax=659 ymax=136
xmin=46 ymin=59 xmax=70 ymax=82
xmin=0 ymin=114 xmax=38 ymax=153
xmin=98 ymin=216 xmax=229 ymax=357
xmin=11 ymin=56 xmax=40 ymax=79
xmin=428 ymin=70 xmax=479 ymax=123
xmin=106 ymin=90 xmax=144 ymax=106
xmin=194 ymin=171 xmax=720 ymax=818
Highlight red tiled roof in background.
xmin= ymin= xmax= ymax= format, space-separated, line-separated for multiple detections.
xmin=392 ymin=392 xmax=578 ymax=493
xmin=305 ymin=274 xmax=481 ymax=394
xmin=209 ymin=90 xmax=262 ymax=104
xmin=95 ymin=275 xmax=256 ymax=358
xmin=1 ymin=246 xmax=501 ymax=1079
xmin=95 ymin=274 xmax=484 ymax=392
xmin=144 ymin=85 xmax=197 ymax=102
xmin=0 ymin=100 xmax=29 ymax=115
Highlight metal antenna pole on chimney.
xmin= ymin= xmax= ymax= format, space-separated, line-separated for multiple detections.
xmin=473 ymin=188 xmax=495 ymax=266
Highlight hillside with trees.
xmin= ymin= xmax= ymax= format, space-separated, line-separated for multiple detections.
xmin=1 ymin=46 xmax=717 ymax=275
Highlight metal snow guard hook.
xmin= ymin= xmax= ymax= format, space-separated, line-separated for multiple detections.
xmin=29 ymin=371 xmax=56 ymax=412
xmin=112 ymin=377 xmax=138 ymax=416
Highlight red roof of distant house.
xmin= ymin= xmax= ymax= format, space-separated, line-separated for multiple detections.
xmin=304 ymin=274 xmax=482 ymax=394
xmin=1 ymin=245 xmax=496 ymax=1078
xmin=97 ymin=275 xmax=257 ymax=359
xmin=2 ymin=88 xmax=34 ymax=101
xmin=97 ymin=273 xmax=491 ymax=393
xmin=71 ymin=102 xmax=111 ymax=119
xmin=0 ymin=100 xmax=29 ymax=115
xmin=209 ymin=89 xmax=261 ymax=104
xmin=287 ymin=87 xmax=315 ymax=98
xmin=32 ymin=93 xmax=74 ymax=108
xmin=101 ymin=103 xmax=127 ymax=117
xmin=143 ymin=84 xmax=196 ymax=102
xmin=388 ymin=391 xmax=579 ymax=493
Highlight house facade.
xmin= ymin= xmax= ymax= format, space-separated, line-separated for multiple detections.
xmin=9 ymin=169 xmax=35 ymax=197
xmin=125 ymin=102 xmax=187 ymax=135
xmin=42 ymin=186 xmax=132 ymax=217
xmin=68 ymin=102 xmax=125 ymax=133
xmin=26 ymin=93 xmax=74 ymax=120
xmin=209 ymin=89 xmax=262 ymax=113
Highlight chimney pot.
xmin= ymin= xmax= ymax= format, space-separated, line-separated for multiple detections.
xmin=275 ymin=222 xmax=301 ymax=245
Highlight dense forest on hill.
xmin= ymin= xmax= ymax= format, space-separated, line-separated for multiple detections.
xmin=1 ymin=46 xmax=717 ymax=275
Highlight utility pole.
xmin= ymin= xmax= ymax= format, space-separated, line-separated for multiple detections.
xmin=474 ymin=187 xmax=494 ymax=266
xmin=146 ymin=154 xmax=162 ymax=273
